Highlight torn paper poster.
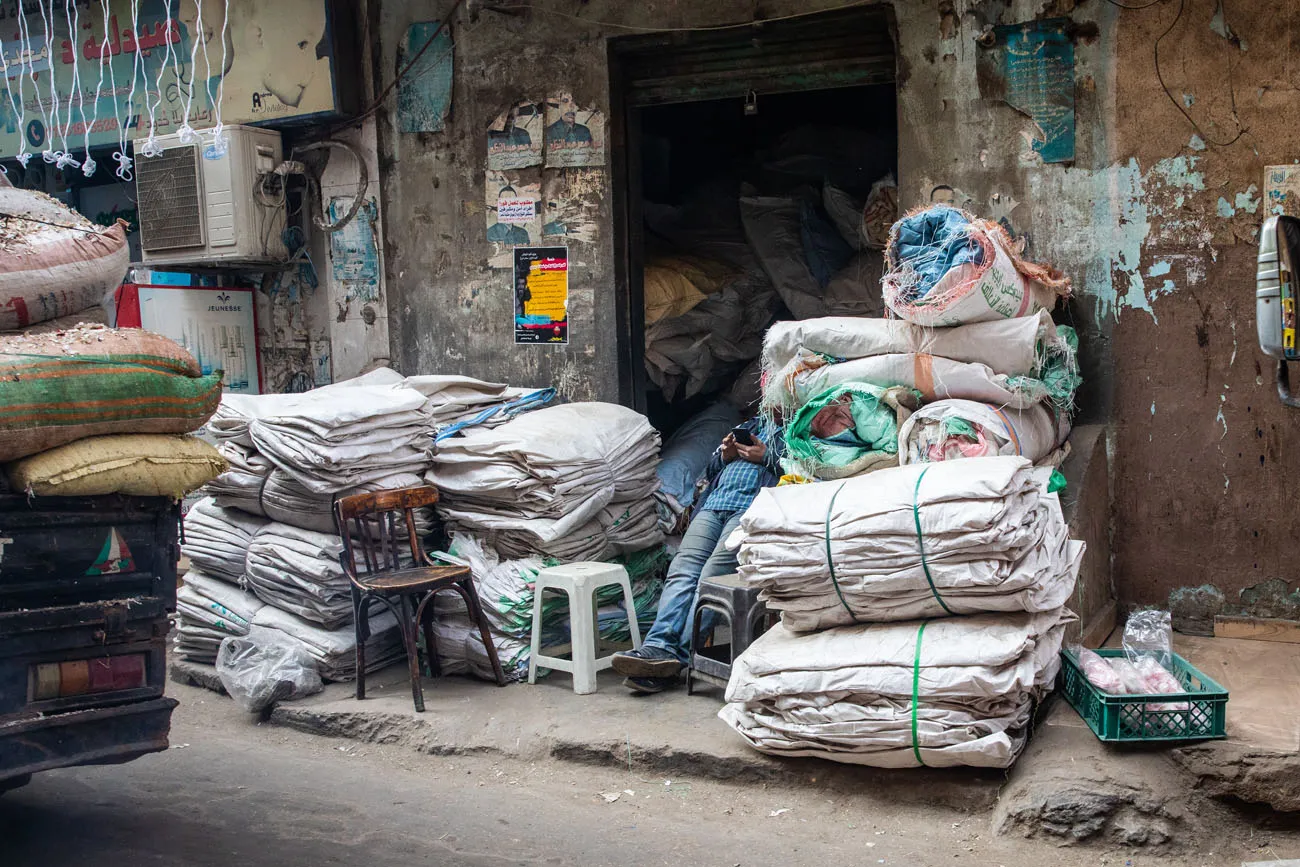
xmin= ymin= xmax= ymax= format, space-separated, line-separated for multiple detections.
xmin=397 ymin=21 xmax=453 ymax=133
xmin=488 ymin=101 xmax=545 ymax=170
xmin=1265 ymin=165 xmax=1300 ymax=217
xmin=486 ymin=170 xmax=542 ymax=269
xmin=544 ymin=92 xmax=606 ymax=169
xmin=977 ymin=20 xmax=1075 ymax=164
xmin=541 ymin=169 xmax=601 ymax=244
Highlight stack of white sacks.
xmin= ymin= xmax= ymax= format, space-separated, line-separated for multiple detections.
xmin=427 ymin=402 xmax=664 ymax=562
xmin=720 ymin=210 xmax=1086 ymax=768
xmin=175 ymin=370 xmax=490 ymax=682
xmin=177 ymin=373 xmax=667 ymax=686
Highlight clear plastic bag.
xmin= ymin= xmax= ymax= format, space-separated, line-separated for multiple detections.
xmin=1122 ymin=608 xmax=1173 ymax=668
xmin=1072 ymin=646 xmax=1123 ymax=693
xmin=216 ymin=635 xmax=323 ymax=714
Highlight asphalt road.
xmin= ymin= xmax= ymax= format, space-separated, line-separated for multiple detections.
xmin=0 ymin=682 xmax=1284 ymax=867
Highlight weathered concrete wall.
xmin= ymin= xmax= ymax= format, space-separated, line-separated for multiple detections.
xmin=373 ymin=0 xmax=1300 ymax=613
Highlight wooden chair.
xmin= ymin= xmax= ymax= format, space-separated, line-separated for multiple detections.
xmin=332 ymin=486 xmax=506 ymax=712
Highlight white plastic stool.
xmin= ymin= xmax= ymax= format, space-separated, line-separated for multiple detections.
xmin=527 ymin=562 xmax=642 ymax=695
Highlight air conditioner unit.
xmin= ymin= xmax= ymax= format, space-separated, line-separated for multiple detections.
xmin=136 ymin=125 xmax=288 ymax=267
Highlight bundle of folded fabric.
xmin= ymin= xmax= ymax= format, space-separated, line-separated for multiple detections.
xmin=780 ymin=382 xmax=920 ymax=480
xmin=181 ymin=498 xmax=268 ymax=583
xmin=248 ymin=603 xmax=405 ymax=683
xmin=428 ymin=403 xmax=664 ymax=562
xmin=761 ymin=310 xmax=1080 ymax=418
xmin=244 ymin=524 xmax=355 ymax=629
xmin=718 ymin=608 xmax=1073 ymax=768
xmin=898 ymin=399 xmax=1070 ymax=466
xmin=174 ymin=570 xmax=266 ymax=664
xmin=247 ymin=381 xmax=433 ymax=494
xmin=733 ymin=457 xmax=1084 ymax=632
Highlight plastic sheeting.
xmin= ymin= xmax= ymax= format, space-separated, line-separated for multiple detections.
xmin=740 ymin=195 xmax=829 ymax=320
xmin=731 ymin=457 xmax=1085 ymax=631
xmin=899 ymin=400 xmax=1070 ymax=466
xmin=719 ymin=608 xmax=1073 ymax=768
xmin=655 ymin=401 xmax=742 ymax=519
xmin=429 ymin=403 xmax=664 ymax=562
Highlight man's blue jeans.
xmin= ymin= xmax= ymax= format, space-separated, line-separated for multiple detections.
xmin=642 ymin=509 xmax=743 ymax=664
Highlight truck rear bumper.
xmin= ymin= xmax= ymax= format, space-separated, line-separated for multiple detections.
xmin=0 ymin=696 xmax=178 ymax=786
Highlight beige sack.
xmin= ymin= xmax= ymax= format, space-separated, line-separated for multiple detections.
xmin=8 ymin=434 xmax=227 ymax=498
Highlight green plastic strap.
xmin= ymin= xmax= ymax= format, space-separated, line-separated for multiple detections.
xmin=911 ymin=620 xmax=930 ymax=767
xmin=823 ymin=481 xmax=861 ymax=623
xmin=912 ymin=467 xmax=954 ymax=615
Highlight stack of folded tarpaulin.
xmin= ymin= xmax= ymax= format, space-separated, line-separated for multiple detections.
xmin=428 ymin=535 xmax=667 ymax=682
xmin=428 ymin=402 xmax=665 ymax=562
xmin=721 ymin=457 xmax=1084 ymax=768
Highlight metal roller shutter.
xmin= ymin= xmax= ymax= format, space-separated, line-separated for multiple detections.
xmin=613 ymin=6 xmax=896 ymax=107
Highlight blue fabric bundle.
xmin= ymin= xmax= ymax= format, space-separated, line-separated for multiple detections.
xmin=889 ymin=206 xmax=985 ymax=300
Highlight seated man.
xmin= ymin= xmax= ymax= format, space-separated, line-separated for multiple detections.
xmin=611 ymin=414 xmax=784 ymax=694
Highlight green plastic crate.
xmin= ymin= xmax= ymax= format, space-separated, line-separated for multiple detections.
xmin=1058 ymin=648 xmax=1229 ymax=742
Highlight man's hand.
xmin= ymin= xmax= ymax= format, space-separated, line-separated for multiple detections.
xmin=720 ymin=434 xmax=739 ymax=462
xmin=735 ymin=438 xmax=767 ymax=464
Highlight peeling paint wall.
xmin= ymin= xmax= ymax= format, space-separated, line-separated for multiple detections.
xmin=373 ymin=0 xmax=1300 ymax=614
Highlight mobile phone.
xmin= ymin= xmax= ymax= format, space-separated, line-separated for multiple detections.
xmin=730 ymin=427 xmax=755 ymax=446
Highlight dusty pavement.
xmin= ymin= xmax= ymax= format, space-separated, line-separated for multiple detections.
xmin=2 ymin=681 xmax=1297 ymax=867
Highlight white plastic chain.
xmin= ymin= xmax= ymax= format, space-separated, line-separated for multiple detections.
xmin=114 ymin=0 xmax=144 ymax=178
xmin=79 ymin=0 xmax=118 ymax=177
xmin=0 ymin=10 xmax=32 ymax=169
xmin=15 ymin=2 xmax=41 ymax=168
xmin=55 ymin=0 xmax=85 ymax=170
xmin=174 ymin=0 xmax=204 ymax=144
xmin=208 ymin=0 xmax=229 ymax=157
xmin=35 ymin=0 xmax=60 ymax=164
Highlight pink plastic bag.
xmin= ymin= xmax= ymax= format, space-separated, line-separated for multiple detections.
xmin=1076 ymin=647 xmax=1123 ymax=693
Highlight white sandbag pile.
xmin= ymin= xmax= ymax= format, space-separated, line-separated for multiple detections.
xmin=428 ymin=403 xmax=664 ymax=562
xmin=734 ymin=458 xmax=1083 ymax=631
xmin=0 ymin=185 xmax=129 ymax=331
xmin=182 ymin=498 xmax=267 ymax=583
xmin=761 ymin=310 xmax=1080 ymax=417
xmin=718 ymin=608 xmax=1073 ymax=768
xmin=899 ymin=400 xmax=1069 ymax=466
xmin=244 ymin=524 xmax=354 ymax=629
xmin=175 ymin=571 xmax=266 ymax=664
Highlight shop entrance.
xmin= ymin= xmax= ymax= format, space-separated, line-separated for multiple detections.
xmin=609 ymin=6 xmax=900 ymax=437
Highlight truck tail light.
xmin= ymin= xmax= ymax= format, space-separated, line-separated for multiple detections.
xmin=30 ymin=654 xmax=147 ymax=701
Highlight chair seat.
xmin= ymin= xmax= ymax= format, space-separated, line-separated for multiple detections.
xmin=357 ymin=564 xmax=471 ymax=593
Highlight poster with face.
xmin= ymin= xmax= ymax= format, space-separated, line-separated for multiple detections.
xmin=540 ymin=168 xmax=601 ymax=244
xmin=488 ymin=100 xmax=543 ymax=170
xmin=543 ymin=92 xmax=604 ymax=169
xmin=486 ymin=169 xmax=541 ymax=269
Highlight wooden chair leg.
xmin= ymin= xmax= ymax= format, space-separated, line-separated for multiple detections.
xmin=462 ymin=577 xmax=507 ymax=686
xmin=400 ymin=594 xmax=426 ymax=713
xmin=352 ymin=586 xmax=368 ymax=701
xmin=419 ymin=592 xmax=441 ymax=678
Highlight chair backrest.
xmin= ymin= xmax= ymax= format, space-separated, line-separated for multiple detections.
xmin=333 ymin=486 xmax=441 ymax=581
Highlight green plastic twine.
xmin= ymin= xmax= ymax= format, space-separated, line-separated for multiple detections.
xmin=912 ymin=467 xmax=954 ymax=615
xmin=823 ymin=481 xmax=861 ymax=623
xmin=911 ymin=620 xmax=930 ymax=767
